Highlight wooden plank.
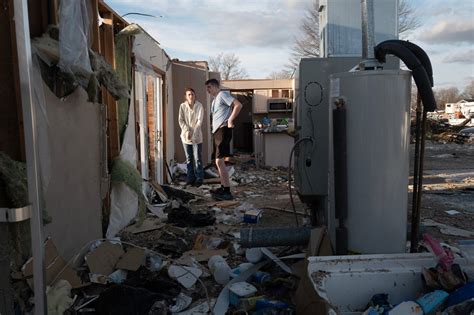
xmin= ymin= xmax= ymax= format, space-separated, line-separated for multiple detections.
xmin=7 ymin=0 xmax=25 ymax=161
xmin=91 ymin=0 xmax=100 ymax=53
xmin=49 ymin=0 xmax=59 ymax=25
xmin=101 ymin=12 xmax=120 ymax=160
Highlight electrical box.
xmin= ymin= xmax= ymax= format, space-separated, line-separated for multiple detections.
xmin=294 ymin=57 xmax=362 ymax=201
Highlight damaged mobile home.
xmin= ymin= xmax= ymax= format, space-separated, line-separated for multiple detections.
xmin=1 ymin=0 xmax=474 ymax=314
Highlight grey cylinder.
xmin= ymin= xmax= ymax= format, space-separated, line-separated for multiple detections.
xmin=240 ymin=227 xmax=312 ymax=248
xmin=330 ymin=70 xmax=411 ymax=254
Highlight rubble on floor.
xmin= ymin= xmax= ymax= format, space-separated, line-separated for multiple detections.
xmin=12 ymin=153 xmax=473 ymax=314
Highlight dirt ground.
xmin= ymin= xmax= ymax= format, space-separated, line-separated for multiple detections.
xmin=409 ymin=141 xmax=474 ymax=244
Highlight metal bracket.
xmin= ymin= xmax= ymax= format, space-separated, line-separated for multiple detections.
xmin=0 ymin=206 xmax=31 ymax=223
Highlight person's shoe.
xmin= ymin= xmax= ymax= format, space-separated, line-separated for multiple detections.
xmin=210 ymin=186 xmax=224 ymax=194
xmin=194 ymin=180 xmax=203 ymax=187
xmin=212 ymin=190 xmax=233 ymax=201
xmin=185 ymin=179 xmax=195 ymax=186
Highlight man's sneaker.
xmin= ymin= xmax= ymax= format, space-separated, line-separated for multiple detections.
xmin=212 ymin=191 xmax=233 ymax=201
xmin=194 ymin=180 xmax=203 ymax=187
xmin=210 ymin=186 xmax=224 ymax=194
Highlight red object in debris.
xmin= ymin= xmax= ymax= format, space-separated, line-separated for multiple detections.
xmin=423 ymin=233 xmax=454 ymax=270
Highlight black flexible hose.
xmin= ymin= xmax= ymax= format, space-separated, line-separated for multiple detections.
xmin=379 ymin=40 xmax=433 ymax=87
xmin=374 ymin=41 xmax=437 ymax=112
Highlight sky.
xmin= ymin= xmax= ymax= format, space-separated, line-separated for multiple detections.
xmin=106 ymin=0 xmax=474 ymax=91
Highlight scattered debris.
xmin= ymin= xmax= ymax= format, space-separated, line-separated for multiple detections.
xmin=423 ymin=219 xmax=474 ymax=237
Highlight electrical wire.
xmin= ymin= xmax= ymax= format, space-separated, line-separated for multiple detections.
xmin=303 ymin=81 xmax=324 ymax=107
xmin=288 ymin=137 xmax=314 ymax=227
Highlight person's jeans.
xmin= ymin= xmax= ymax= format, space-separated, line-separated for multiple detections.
xmin=183 ymin=143 xmax=203 ymax=183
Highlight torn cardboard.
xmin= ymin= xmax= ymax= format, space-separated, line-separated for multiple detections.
xmin=295 ymin=227 xmax=333 ymax=315
xmin=22 ymin=238 xmax=83 ymax=289
xmin=85 ymin=242 xmax=124 ymax=276
xmin=124 ymin=217 xmax=165 ymax=234
xmin=116 ymin=247 xmax=146 ymax=271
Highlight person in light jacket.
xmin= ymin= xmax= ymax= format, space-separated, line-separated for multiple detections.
xmin=178 ymin=88 xmax=204 ymax=186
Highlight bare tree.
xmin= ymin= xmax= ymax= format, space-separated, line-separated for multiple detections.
xmin=267 ymin=69 xmax=293 ymax=80
xmin=434 ymin=87 xmax=461 ymax=109
xmin=285 ymin=0 xmax=421 ymax=74
xmin=398 ymin=0 xmax=422 ymax=37
xmin=461 ymin=80 xmax=474 ymax=100
xmin=286 ymin=1 xmax=320 ymax=72
xmin=208 ymin=52 xmax=248 ymax=80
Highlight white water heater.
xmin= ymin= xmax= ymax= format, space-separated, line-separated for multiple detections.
xmin=330 ymin=69 xmax=411 ymax=253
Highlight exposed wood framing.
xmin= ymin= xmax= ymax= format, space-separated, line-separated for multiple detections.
xmin=91 ymin=0 xmax=101 ymax=53
xmin=146 ymin=76 xmax=156 ymax=182
xmin=100 ymin=12 xmax=120 ymax=160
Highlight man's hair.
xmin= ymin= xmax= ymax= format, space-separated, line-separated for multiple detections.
xmin=185 ymin=87 xmax=195 ymax=94
xmin=205 ymin=78 xmax=219 ymax=87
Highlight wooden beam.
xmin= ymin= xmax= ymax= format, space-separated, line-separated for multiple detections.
xmin=101 ymin=12 xmax=120 ymax=160
xmin=48 ymin=0 xmax=59 ymax=25
xmin=91 ymin=0 xmax=100 ymax=53
xmin=8 ymin=0 xmax=25 ymax=161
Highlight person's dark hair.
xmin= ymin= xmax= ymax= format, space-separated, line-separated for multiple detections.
xmin=185 ymin=87 xmax=195 ymax=94
xmin=205 ymin=78 xmax=219 ymax=87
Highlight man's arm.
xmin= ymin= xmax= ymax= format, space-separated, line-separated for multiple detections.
xmin=227 ymin=99 xmax=243 ymax=128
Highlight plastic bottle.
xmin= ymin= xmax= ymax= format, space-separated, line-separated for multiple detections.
xmin=208 ymin=255 xmax=231 ymax=284
xmin=251 ymin=271 xmax=271 ymax=283
xmin=246 ymin=248 xmax=263 ymax=263
xmin=231 ymin=262 xmax=254 ymax=278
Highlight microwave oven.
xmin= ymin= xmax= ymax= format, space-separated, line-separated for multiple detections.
xmin=267 ymin=98 xmax=293 ymax=112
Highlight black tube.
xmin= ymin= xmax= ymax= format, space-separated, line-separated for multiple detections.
xmin=379 ymin=40 xmax=433 ymax=86
xmin=413 ymin=110 xmax=428 ymax=252
xmin=374 ymin=41 xmax=437 ymax=112
xmin=333 ymin=106 xmax=348 ymax=220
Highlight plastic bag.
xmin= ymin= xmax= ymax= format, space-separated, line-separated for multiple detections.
xmin=58 ymin=0 xmax=93 ymax=82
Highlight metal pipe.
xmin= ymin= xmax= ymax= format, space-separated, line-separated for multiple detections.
xmin=240 ymin=227 xmax=312 ymax=248
xmin=361 ymin=0 xmax=375 ymax=59
xmin=333 ymin=103 xmax=348 ymax=255
xmin=14 ymin=0 xmax=47 ymax=312
xmin=412 ymin=110 xmax=428 ymax=252
xmin=410 ymin=94 xmax=422 ymax=253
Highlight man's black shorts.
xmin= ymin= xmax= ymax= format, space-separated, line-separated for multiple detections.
xmin=213 ymin=126 xmax=232 ymax=159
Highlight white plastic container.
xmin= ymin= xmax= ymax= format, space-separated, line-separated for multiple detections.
xmin=307 ymin=253 xmax=474 ymax=315
xmin=245 ymin=248 xmax=263 ymax=263
xmin=208 ymin=255 xmax=231 ymax=284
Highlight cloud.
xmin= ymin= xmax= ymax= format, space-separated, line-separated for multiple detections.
xmin=420 ymin=19 xmax=474 ymax=44
xmin=443 ymin=50 xmax=474 ymax=64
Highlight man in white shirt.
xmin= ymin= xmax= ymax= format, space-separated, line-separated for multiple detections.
xmin=205 ymin=79 xmax=243 ymax=200
xmin=178 ymin=88 xmax=204 ymax=186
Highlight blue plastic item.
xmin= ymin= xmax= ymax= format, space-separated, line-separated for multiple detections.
xmin=251 ymin=271 xmax=271 ymax=283
xmin=447 ymin=282 xmax=474 ymax=307
xmin=255 ymin=299 xmax=289 ymax=311
xmin=416 ymin=290 xmax=449 ymax=314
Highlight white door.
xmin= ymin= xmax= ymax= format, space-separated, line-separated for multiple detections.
xmin=154 ymin=76 xmax=164 ymax=184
